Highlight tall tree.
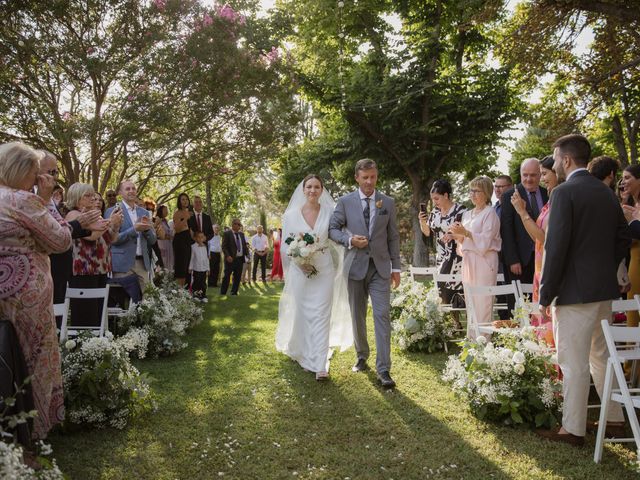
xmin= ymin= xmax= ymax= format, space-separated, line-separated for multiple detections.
xmin=273 ymin=0 xmax=519 ymax=265
xmin=0 ymin=0 xmax=298 ymax=196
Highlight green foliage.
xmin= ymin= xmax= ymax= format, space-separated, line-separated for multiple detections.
xmin=443 ymin=329 xmax=562 ymax=429
xmin=0 ymin=0 xmax=299 ymax=196
xmin=61 ymin=332 xmax=155 ymax=429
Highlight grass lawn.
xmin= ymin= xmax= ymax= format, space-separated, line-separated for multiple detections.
xmin=49 ymin=283 xmax=639 ymax=479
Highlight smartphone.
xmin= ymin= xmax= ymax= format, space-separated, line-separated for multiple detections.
xmin=419 ymin=203 xmax=427 ymax=213
xmin=454 ymin=212 xmax=463 ymax=223
xmin=112 ymin=202 xmax=121 ymax=214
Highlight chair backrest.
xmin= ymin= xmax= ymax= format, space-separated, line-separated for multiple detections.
xmin=409 ymin=265 xmax=438 ymax=281
xmin=433 ymin=272 xmax=462 ymax=284
xmin=60 ymin=285 xmax=111 ymax=341
xmin=465 ymin=282 xmax=520 ymax=337
xmin=54 ymin=299 xmax=70 ymax=340
xmin=611 ymin=296 xmax=640 ymax=313
xmin=600 ymin=319 xmax=640 ymax=404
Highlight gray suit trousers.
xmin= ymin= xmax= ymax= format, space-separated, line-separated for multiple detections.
xmin=348 ymin=259 xmax=391 ymax=374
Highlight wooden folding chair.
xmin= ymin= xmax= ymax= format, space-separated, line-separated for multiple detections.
xmin=594 ymin=319 xmax=640 ymax=463
xmin=59 ymin=285 xmax=111 ymax=341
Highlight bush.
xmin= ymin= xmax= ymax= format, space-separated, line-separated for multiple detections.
xmin=391 ymin=273 xmax=455 ymax=352
xmin=61 ymin=332 xmax=155 ymax=429
xmin=442 ymin=328 xmax=562 ymax=428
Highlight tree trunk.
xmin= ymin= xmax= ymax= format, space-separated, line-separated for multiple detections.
xmin=611 ymin=115 xmax=629 ymax=166
xmin=410 ymin=173 xmax=430 ymax=267
xmin=205 ymin=175 xmax=213 ymax=220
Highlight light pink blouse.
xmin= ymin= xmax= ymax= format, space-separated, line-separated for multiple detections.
xmin=457 ymin=206 xmax=501 ymax=256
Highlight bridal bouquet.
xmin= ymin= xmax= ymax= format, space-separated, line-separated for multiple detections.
xmin=284 ymin=232 xmax=326 ymax=278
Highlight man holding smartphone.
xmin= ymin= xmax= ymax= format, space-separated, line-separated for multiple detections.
xmin=105 ymin=180 xmax=157 ymax=292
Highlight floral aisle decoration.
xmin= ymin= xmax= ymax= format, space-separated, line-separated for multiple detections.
xmin=442 ymin=328 xmax=562 ymax=428
xmin=120 ymin=274 xmax=203 ymax=357
xmin=284 ymin=232 xmax=327 ymax=278
xmin=1 ymin=384 xmax=63 ymax=478
xmin=0 ymin=441 xmax=64 ymax=480
xmin=390 ymin=274 xmax=455 ymax=352
xmin=61 ymin=332 xmax=155 ymax=429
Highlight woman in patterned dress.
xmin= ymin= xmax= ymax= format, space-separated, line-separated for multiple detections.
xmin=418 ymin=179 xmax=466 ymax=303
xmin=66 ymin=183 xmax=122 ymax=327
xmin=0 ymin=142 xmax=72 ymax=440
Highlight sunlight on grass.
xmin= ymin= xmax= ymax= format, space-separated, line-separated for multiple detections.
xmin=48 ymin=283 xmax=639 ymax=480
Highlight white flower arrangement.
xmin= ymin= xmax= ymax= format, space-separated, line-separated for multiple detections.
xmin=390 ymin=273 xmax=455 ymax=352
xmin=284 ymin=232 xmax=326 ymax=278
xmin=0 ymin=441 xmax=64 ymax=480
xmin=442 ymin=328 xmax=562 ymax=427
xmin=61 ymin=332 xmax=155 ymax=429
xmin=120 ymin=274 xmax=203 ymax=357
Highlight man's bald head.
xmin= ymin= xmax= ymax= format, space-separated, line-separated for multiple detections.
xmin=520 ymin=157 xmax=541 ymax=193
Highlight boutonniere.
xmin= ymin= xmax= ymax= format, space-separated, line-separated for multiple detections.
xmin=375 ymin=199 xmax=383 ymax=209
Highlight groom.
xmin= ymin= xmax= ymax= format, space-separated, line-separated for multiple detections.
xmin=329 ymin=159 xmax=401 ymax=388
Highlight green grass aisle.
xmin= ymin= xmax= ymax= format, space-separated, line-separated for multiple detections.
xmin=49 ymin=283 xmax=638 ymax=479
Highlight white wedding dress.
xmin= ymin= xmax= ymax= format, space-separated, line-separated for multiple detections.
xmin=275 ymin=184 xmax=353 ymax=373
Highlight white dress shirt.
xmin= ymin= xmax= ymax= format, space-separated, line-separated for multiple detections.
xmin=189 ymin=244 xmax=209 ymax=272
xmin=251 ymin=233 xmax=268 ymax=253
xmin=208 ymin=234 xmax=221 ymax=253
xmin=124 ymin=202 xmax=143 ymax=256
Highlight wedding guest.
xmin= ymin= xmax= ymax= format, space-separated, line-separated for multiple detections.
xmin=38 ymin=150 xmax=102 ymax=304
xmin=450 ymin=176 xmax=501 ymax=338
xmin=500 ymin=158 xmax=548 ymax=311
xmin=188 ymin=195 xmax=214 ymax=241
xmin=208 ymin=224 xmax=222 ymax=287
xmin=493 ymin=175 xmax=512 ymax=218
xmin=241 ymin=225 xmax=252 ymax=285
xmin=510 ymin=156 xmax=559 ymax=344
xmin=66 ymin=183 xmax=123 ymax=327
xmin=251 ymin=225 xmax=269 ymax=283
xmin=173 ymin=193 xmax=193 ymax=286
xmin=0 ymin=142 xmax=72 ymax=441
xmin=189 ymin=230 xmax=209 ymax=302
xmin=493 ymin=175 xmax=512 ymax=320
xmin=588 ymin=155 xmax=620 ymax=188
xmin=143 ymin=197 xmax=156 ymax=213
xmin=220 ymin=218 xmax=246 ymax=295
xmin=105 ymin=189 xmax=118 ymax=208
xmin=621 ymin=164 xmax=640 ymax=328
xmin=105 ymin=180 xmax=157 ymax=292
xmin=417 ymin=179 xmax=466 ymax=305
xmin=93 ymin=191 xmax=106 ymax=216
xmin=154 ymin=204 xmax=174 ymax=271
xmin=270 ymin=227 xmax=284 ymax=281
xmin=52 ymin=184 xmax=64 ymax=208
xmin=537 ymin=134 xmax=629 ymax=445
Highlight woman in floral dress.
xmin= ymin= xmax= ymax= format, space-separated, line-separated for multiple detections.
xmin=0 ymin=142 xmax=72 ymax=439
xmin=418 ymin=179 xmax=466 ymax=304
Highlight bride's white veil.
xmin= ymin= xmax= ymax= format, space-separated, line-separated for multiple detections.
xmin=276 ymin=180 xmax=353 ymax=353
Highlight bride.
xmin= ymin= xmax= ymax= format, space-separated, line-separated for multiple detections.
xmin=275 ymin=175 xmax=353 ymax=380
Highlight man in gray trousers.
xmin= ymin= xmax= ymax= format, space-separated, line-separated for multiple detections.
xmin=329 ymin=159 xmax=401 ymax=388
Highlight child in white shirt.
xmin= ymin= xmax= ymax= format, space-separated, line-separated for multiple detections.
xmin=189 ymin=231 xmax=210 ymax=302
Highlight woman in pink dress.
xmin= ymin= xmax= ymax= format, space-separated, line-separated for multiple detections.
xmin=0 ymin=142 xmax=72 ymax=440
xmin=270 ymin=227 xmax=284 ymax=281
xmin=511 ymin=155 xmax=559 ymax=345
xmin=450 ymin=176 xmax=501 ymax=338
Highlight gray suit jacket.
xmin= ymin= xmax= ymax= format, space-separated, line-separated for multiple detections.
xmin=105 ymin=204 xmax=157 ymax=273
xmin=329 ymin=190 xmax=401 ymax=280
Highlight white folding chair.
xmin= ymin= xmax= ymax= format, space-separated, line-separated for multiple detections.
xmin=60 ymin=285 xmax=111 ymax=341
xmin=464 ymin=282 xmax=521 ymax=338
xmin=433 ymin=273 xmax=465 ymax=313
xmin=594 ymin=320 xmax=640 ymax=463
xmin=53 ymin=299 xmax=69 ymax=337
xmin=408 ymin=266 xmax=438 ymax=282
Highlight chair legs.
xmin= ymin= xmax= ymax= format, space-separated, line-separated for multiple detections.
xmin=594 ymin=362 xmax=614 ymax=463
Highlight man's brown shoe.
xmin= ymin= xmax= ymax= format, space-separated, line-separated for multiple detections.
xmin=535 ymin=428 xmax=585 ymax=447
xmin=586 ymin=421 xmax=626 ymax=438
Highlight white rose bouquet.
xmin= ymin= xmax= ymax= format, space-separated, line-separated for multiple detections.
xmin=284 ymin=232 xmax=326 ymax=278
